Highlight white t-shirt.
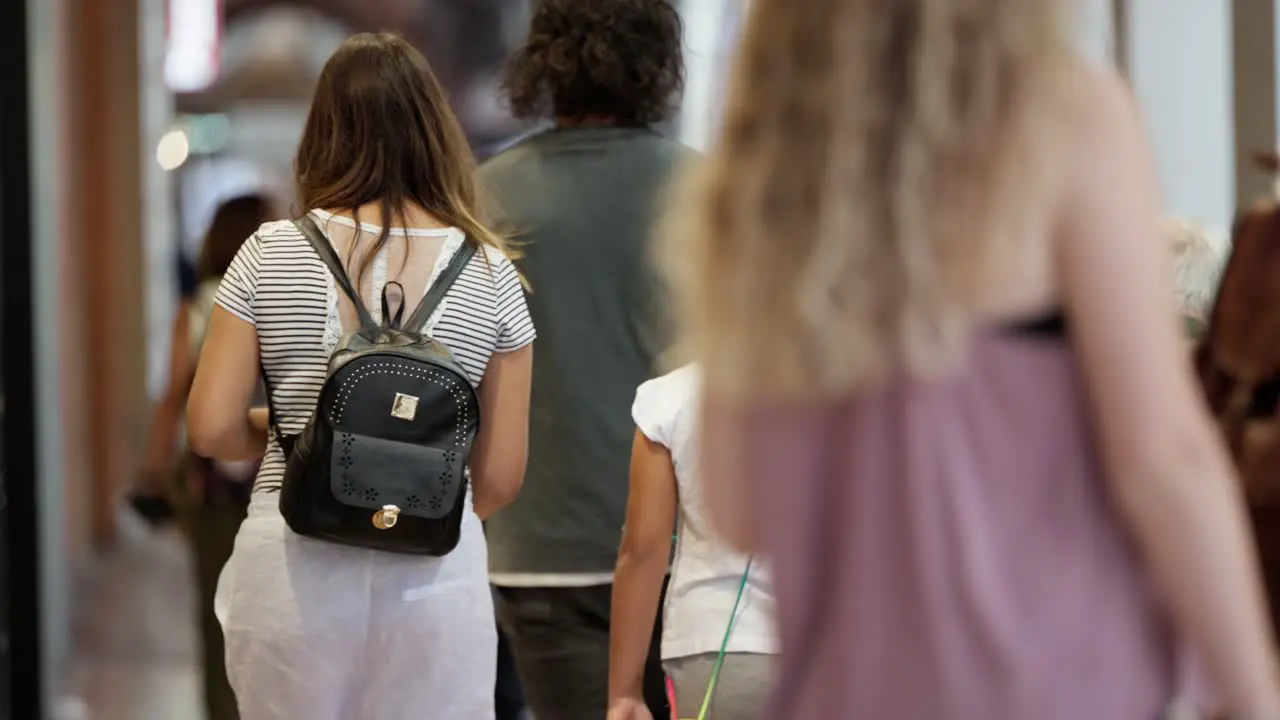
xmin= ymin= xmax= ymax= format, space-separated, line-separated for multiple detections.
xmin=632 ymin=365 xmax=777 ymax=660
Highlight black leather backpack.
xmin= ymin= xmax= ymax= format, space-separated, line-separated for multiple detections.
xmin=265 ymin=216 xmax=481 ymax=555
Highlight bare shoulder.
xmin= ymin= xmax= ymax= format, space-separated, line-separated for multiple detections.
xmin=1047 ymin=59 xmax=1158 ymax=247
xmin=1055 ymin=61 xmax=1147 ymax=167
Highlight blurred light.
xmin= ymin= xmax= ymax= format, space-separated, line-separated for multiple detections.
xmin=157 ymin=130 xmax=191 ymax=171
xmin=165 ymin=0 xmax=222 ymax=93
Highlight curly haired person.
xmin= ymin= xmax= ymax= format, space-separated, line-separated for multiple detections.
xmin=479 ymin=2 xmax=688 ymax=719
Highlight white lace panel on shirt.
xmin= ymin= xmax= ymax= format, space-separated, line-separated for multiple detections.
xmin=312 ymin=210 xmax=466 ymax=353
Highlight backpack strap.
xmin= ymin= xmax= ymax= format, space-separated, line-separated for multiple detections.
xmin=257 ymin=361 xmax=297 ymax=462
xmin=294 ymin=215 xmax=379 ymax=332
xmin=403 ymin=241 xmax=478 ymax=332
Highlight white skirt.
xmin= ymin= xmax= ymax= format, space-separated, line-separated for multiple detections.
xmin=215 ymin=493 xmax=496 ymax=719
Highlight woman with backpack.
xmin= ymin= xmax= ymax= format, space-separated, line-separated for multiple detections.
xmin=661 ymin=0 xmax=1280 ymax=717
xmin=186 ymin=33 xmax=535 ymax=719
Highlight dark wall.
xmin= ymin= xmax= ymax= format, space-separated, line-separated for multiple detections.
xmin=0 ymin=0 xmax=37 ymax=715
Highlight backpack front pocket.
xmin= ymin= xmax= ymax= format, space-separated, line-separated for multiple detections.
xmin=330 ymin=432 xmax=466 ymax=521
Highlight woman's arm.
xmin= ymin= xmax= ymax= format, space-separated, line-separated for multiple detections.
xmin=609 ymin=430 xmax=678 ymax=708
xmin=140 ymin=306 xmax=195 ymax=485
xmin=1060 ymin=66 xmax=1280 ymax=714
xmin=187 ymin=306 xmax=267 ymax=460
xmin=470 ymin=344 xmax=533 ymax=519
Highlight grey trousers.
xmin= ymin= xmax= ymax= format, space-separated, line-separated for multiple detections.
xmin=664 ymin=652 xmax=775 ymax=720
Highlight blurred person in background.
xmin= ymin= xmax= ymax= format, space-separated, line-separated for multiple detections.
xmin=607 ymin=364 xmax=777 ymax=720
xmin=663 ymin=0 xmax=1280 ymax=718
xmin=187 ymin=33 xmax=534 ymax=718
xmin=138 ymin=193 xmax=272 ymax=720
xmin=1167 ymin=219 xmax=1225 ymax=341
xmin=479 ymin=1 xmax=687 ymax=718
xmin=1193 ymin=155 xmax=1280 ymax=659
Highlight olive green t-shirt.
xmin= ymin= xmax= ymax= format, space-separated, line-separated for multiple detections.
xmin=479 ymin=125 xmax=687 ymax=576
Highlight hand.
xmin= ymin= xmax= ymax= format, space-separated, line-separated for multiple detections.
xmin=607 ymin=697 xmax=654 ymax=720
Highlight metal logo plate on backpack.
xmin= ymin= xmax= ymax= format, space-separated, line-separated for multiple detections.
xmin=390 ymin=393 xmax=419 ymax=421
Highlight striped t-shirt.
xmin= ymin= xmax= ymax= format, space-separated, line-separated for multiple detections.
xmin=214 ymin=213 xmax=536 ymax=495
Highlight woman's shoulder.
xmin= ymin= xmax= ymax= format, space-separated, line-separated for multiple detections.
xmin=238 ymin=220 xmax=320 ymax=270
xmin=474 ymin=244 xmax=524 ymax=290
xmin=254 ymin=218 xmax=306 ymax=243
xmin=478 ymin=243 xmax=517 ymax=269
xmin=1050 ymin=58 xmax=1140 ymax=157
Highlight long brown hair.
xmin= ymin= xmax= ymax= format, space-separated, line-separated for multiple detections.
xmin=662 ymin=0 xmax=1070 ymax=399
xmin=198 ymin=193 xmax=272 ymax=282
xmin=295 ymin=33 xmax=509 ymax=285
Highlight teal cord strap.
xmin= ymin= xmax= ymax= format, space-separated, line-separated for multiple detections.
xmin=695 ymin=556 xmax=753 ymax=720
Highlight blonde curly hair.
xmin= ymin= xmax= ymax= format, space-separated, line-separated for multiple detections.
xmin=661 ymin=0 xmax=1072 ymax=399
xmin=1166 ymin=219 xmax=1225 ymax=321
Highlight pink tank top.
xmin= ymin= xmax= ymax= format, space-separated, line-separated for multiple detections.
xmin=744 ymin=315 xmax=1205 ymax=718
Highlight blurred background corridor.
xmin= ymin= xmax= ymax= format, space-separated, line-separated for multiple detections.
xmin=0 ymin=0 xmax=1278 ymax=717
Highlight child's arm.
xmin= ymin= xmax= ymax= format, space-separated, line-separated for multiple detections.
xmin=608 ymin=429 xmax=678 ymax=714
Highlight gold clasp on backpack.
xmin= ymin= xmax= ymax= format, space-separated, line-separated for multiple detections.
xmin=373 ymin=505 xmax=401 ymax=530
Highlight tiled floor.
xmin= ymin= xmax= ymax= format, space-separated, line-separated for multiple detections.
xmin=68 ymin=513 xmax=205 ymax=720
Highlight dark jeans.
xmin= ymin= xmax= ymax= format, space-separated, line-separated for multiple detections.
xmin=179 ymin=455 xmax=252 ymax=720
xmin=495 ymin=583 xmax=670 ymax=720
xmin=189 ymin=498 xmax=248 ymax=720
xmin=495 ymin=624 xmax=526 ymax=720
xmin=1253 ymin=506 xmax=1280 ymax=642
